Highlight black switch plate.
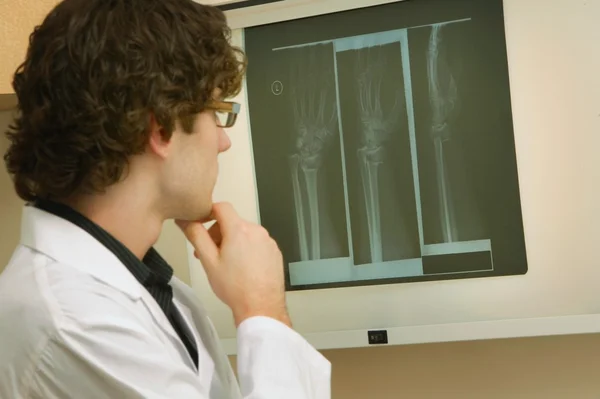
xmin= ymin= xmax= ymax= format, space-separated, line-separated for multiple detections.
xmin=367 ymin=330 xmax=388 ymax=345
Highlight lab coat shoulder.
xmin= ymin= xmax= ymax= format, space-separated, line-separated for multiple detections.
xmin=32 ymin=322 xmax=207 ymax=399
xmin=0 ymin=253 xmax=209 ymax=399
xmin=46 ymin=265 xmax=214 ymax=399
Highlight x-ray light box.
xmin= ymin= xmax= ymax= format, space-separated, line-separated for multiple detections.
xmin=187 ymin=0 xmax=600 ymax=354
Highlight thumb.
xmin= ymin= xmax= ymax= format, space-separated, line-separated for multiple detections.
xmin=176 ymin=220 xmax=219 ymax=272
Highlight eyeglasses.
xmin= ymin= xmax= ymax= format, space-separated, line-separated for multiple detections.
xmin=205 ymin=100 xmax=241 ymax=128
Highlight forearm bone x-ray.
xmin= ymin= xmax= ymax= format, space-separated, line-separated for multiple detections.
xmin=355 ymin=46 xmax=401 ymax=263
xmin=427 ymin=23 xmax=460 ymax=243
xmin=289 ymin=49 xmax=337 ymax=261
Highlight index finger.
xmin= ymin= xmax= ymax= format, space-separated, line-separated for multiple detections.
xmin=175 ymin=220 xmax=219 ymax=271
xmin=211 ymin=202 xmax=242 ymax=236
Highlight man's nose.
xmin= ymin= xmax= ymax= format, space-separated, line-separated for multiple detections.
xmin=219 ymin=127 xmax=232 ymax=153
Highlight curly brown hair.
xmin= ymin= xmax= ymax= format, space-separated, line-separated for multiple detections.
xmin=4 ymin=0 xmax=246 ymax=202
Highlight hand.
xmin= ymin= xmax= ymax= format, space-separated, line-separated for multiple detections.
xmin=176 ymin=202 xmax=291 ymax=328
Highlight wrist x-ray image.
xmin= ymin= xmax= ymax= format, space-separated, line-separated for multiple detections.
xmin=243 ymin=0 xmax=527 ymax=290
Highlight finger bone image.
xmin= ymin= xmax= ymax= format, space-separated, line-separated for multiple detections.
xmin=288 ymin=45 xmax=338 ymax=261
xmin=427 ymin=24 xmax=460 ymax=243
xmin=355 ymin=46 xmax=402 ymax=263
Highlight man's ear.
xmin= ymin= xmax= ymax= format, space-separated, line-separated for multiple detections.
xmin=147 ymin=114 xmax=173 ymax=159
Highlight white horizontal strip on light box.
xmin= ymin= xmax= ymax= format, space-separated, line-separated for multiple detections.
xmin=221 ymin=0 xmax=408 ymax=30
xmin=218 ymin=313 xmax=600 ymax=355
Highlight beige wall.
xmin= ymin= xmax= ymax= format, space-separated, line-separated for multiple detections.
xmin=0 ymin=110 xmax=23 ymax=264
xmin=320 ymin=334 xmax=600 ymax=398
xmin=2 ymin=110 xmax=600 ymax=397
xmin=0 ymin=0 xmax=60 ymax=94
xmin=233 ymin=333 xmax=600 ymax=398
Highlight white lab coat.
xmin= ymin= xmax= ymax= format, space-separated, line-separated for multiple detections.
xmin=0 ymin=205 xmax=331 ymax=398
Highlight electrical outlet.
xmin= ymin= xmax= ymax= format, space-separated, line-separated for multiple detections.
xmin=367 ymin=330 xmax=388 ymax=345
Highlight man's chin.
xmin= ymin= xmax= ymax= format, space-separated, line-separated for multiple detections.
xmin=172 ymin=202 xmax=213 ymax=224
xmin=196 ymin=201 xmax=216 ymax=223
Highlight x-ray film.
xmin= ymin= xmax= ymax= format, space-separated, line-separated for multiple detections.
xmin=243 ymin=0 xmax=527 ymax=290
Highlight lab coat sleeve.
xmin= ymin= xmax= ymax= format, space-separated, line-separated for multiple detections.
xmin=236 ymin=316 xmax=332 ymax=399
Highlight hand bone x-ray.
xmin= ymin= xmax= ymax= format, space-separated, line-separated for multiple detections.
xmin=243 ymin=0 xmax=526 ymax=290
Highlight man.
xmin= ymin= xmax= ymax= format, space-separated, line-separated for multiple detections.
xmin=0 ymin=0 xmax=331 ymax=398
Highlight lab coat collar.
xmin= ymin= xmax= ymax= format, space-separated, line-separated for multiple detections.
xmin=19 ymin=205 xmax=142 ymax=300
xmin=171 ymin=278 xmax=242 ymax=399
